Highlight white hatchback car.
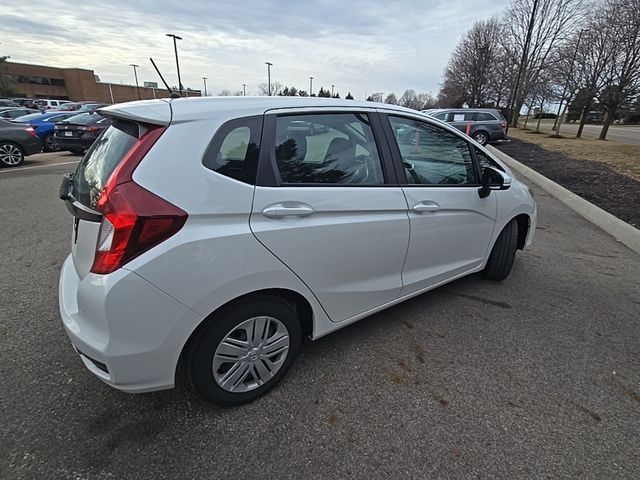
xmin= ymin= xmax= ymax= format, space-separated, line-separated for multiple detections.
xmin=59 ymin=97 xmax=536 ymax=405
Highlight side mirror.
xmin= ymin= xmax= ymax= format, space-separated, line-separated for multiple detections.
xmin=478 ymin=167 xmax=512 ymax=198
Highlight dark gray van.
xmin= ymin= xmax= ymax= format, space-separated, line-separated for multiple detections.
xmin=425 ymin=108 xmax=507 ymax=145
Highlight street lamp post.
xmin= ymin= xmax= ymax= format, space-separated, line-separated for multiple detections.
xmin=331 ymin=84 xmax=335 ymax=97
xmin=166 ymin=33 xmax=183 ymax=95
xmin=202 ymin=76 xmax=208 ymax=96
xmin=242 ymin=84 xmax=246 ymax=96
xmin=309 ymin=76 xmax=313 ymax=97
xmin=265 ymin=62 xmax=273 ymax=95
xmin=129 ymin=64 xmax=141 ymax=100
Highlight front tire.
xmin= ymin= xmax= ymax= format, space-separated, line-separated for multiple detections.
xmin=0 ymin=142 xmax=25 ymax=167
xmin=187 ymin=296 xmax=302 ymax=406
xmin=483 ymin=219 xmax=518 ymax=281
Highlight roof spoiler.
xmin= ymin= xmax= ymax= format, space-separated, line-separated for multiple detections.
xmin=97 ymin=100 xmax=172 ymax=126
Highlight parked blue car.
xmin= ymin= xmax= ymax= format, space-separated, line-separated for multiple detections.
xmin=12 ymin=111 xmax=78 ymax=152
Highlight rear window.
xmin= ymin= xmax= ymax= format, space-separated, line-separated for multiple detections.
xmin=72 ymin=120 xmax=138 ymax=208
xmin=65 ymin=113 xmax=101 ymax=125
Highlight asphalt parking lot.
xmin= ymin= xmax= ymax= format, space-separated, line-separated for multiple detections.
xmin=1 ymin=152 xmax=639 ymax=479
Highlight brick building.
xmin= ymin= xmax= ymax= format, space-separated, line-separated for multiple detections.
xmin=0 ymin=61 xmax=201 ymax=103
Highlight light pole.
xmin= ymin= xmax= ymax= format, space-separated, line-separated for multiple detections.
xmin=309 ymin=76 xmax=313 ymax=97
xmin=129 ymin=64 xmax=141 ymax=100
xmin=202 ymin=76 xmax=208 ymax=96
xmin=265 ymin=62 xmax=272 ymax=95
xmin=331 ymin=84 xmax=335 ymax=97
xmin=166 ymin=33 xmax=183 ymax=95
xmin=242 ymin=83 xmax=246 ymax=96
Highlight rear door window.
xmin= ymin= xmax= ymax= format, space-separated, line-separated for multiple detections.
xmin=71 ymin=120 xmax=139 ymax=209
xmin=273 ymin=113 xmax=385 ymax=185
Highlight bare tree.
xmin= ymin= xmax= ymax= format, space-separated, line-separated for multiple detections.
xmin=503 ymin=0 xmax=585 ymax=126
xmin=570 ymin=11 xmax=615 ymax=137
xmin=416 ymin=92 xmax=436 ymax=110
xmin=366 ymin=92 xmax=384 ymax=102
xmin=439 ymin=18 xmax=503 ymax=108
xmin=384 ymin=93 xmax=398 ymax=104
xmin=258 ymin=81 xmax=283 ymax=96
xmin=597 ymin=0 xmax=640 ymax=139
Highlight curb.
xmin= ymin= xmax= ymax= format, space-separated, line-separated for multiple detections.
xmin=487 ymin=145 xmax=640 ymax=255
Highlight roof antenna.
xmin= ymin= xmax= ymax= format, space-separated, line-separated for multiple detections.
xmin=149 ymin=57 xmax=181 ymax=98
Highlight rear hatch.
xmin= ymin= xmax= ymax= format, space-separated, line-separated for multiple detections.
xmin=59 ymin=100 xmax=182 ymax=280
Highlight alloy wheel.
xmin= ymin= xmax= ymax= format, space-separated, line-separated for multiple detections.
xmin=0 ymin=143 xmax=24 ymax=166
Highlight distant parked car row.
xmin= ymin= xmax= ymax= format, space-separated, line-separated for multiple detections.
xmin=0 ymin=99 xmax=111 ymax=167
xmin=423 ymin=108 xmax=507 ymax=146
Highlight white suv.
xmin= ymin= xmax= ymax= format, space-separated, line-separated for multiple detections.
xmin=59 ymin=97 xmax=536 ymax=405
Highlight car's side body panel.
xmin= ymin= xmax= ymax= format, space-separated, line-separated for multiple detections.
xmin=58 ymin=97 xmax=536 ymax=394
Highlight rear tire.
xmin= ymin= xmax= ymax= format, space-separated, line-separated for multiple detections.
xmin=473 ymin=131 xmax=489 ymax=145
xmin=483 ymin=219 xmax=518 ymax=281
xmin=69 ymin=148 xmax=85 ymax=155
xmin=43 ymin=134 xmax=60 ymax=152
xmin=186 ymin=296 xmax=302 ymax=406
xmin=0 ymin=142 xmax=25 ymax=167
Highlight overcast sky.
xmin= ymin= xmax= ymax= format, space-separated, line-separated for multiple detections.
xmin=1 ymin=0 xmax=509 ymax=99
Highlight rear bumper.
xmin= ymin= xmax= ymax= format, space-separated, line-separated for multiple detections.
xmin=58 ymin=255 xmax=203 ymax=393
xmin=55 ymin=135 xmax=96 ymax=150
xmin=22 ymin=136 xmax=43 ymax=156
xmin=489 ymin=130 xmax=508 ymax=142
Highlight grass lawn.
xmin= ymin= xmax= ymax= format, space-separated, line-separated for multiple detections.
xmin=508 ymin=127 xmax=640 ymax=180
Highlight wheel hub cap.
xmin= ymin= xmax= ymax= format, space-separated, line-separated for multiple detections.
xmin=212 ymin=316 xmax=290 ymax=393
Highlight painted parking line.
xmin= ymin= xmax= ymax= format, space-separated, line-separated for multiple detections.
xmin=0 ymin=160 xmax=80 ymax=173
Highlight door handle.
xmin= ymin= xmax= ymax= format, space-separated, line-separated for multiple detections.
xmin=262 ymin=203 xmax=315 ymax=219
xmin=412 ymin=201 xmax=440 ymax=213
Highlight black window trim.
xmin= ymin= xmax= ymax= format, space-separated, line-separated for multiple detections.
xmin=202 ymin=114 xmax=264 ymax=185
xmin=257 ymin=110 xmax=399 ymax=188
xmin=379 ymin=112 xmax=484 ymax=187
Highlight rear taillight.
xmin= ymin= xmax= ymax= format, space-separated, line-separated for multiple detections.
xmin=90 ymin=125 xmax=187 ymax=275
xmin=501 ymin=121 xmax=507 ymax=130
xmin=24 ymin=126 xmax=37 ymax=137
xmin=79 ymin=126 xmax=98 ymax=132
xmin=91 ymin=181 xmax=187 ymax=274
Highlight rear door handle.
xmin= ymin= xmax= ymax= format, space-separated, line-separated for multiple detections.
xmin=412 ymin=201 xmax=440 ymax=213
xmin=262 ymin=203 xmax=315 ymax=219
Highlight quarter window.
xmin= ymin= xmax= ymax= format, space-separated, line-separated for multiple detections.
xmin=389 ymin=116 xmax=477 ymax=185
xmin=476 ymin=112 xmax=497 ymax=121
xmin=203 ymin=116 xmax=262 ymax=184
xmin=274 ymin=113 xmax=385 ymax=185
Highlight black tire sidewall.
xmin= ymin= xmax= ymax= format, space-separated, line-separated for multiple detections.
xmin=188 ymin=297 xmax=302 ymax=406
xmin=484 ymin=219 xmax=518 ymax=280
xmin=43 ymin=134 xmax=59 ymax=152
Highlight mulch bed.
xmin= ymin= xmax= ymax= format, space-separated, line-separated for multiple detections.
xmin=495 ymin=139 xmax=640 ymax=228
